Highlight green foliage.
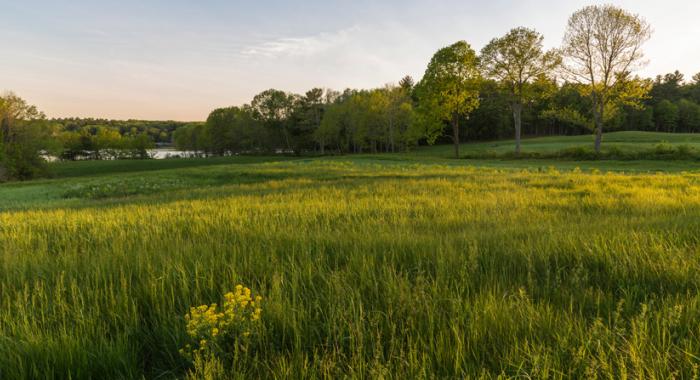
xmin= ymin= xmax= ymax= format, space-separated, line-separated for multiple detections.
xmin=562 ymin=5 xmax=652 ymax=151
xmin=480 ymin=27 xmax=561 ymax=153
xmin=315 ymin=86 xmax=418 ymax=153
xmin=417 ymin=41 xmax=481 ymax=121
xmin=205 ymin=106 xmax=264 ymax=155
xmin=173 ymin=122 xmax=209 ymax=153
xmin=54 ymin=118 xmax=187 ymax=144
xmin=541 ymin=107 xmax=592 ymax=131
xmin=480 ymin=27 xmax=560 ymax=91
xmin=676 ymin=99 xmax=700 ymax=132
xmin=292 ymin=88 xmax=326 ymax=153
xmin=456 ymin=134 xmax=700 ymax=161
xmin=655 ymin=100 xmax=680 ymax=132
xmin=251 ymin=89 xmax=297 ymax=151
xmin=58 ymin=126 xmax=155 ymax=160
xmin=0 ymin=93 xmax=54 ymax=180
xmin=464 ymin=80 xmax=512 ymax=140
xmin=314 ymin=96 xmax=347 ymax=152
xmin=415 ymin=41 xmax=481 ymax=157
xmin=175 ymin=70 xmax=700 ymax=159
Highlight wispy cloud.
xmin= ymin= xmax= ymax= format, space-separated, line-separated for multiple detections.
xmin=240 ymin=26 xmax=361 ymax=58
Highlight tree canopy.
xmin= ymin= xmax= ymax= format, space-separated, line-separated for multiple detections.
xmin=561 ymin=5 xmax=652 ymax=152
xmin=415 ymin=41 xmax=481 ymax=158
xmin=481 ymin=27 xmax=560 ymax=155
xmin=0 ymin=93 xmax=55 ymax=180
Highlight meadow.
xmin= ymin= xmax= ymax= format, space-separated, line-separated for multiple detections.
xmin=2 ymin=132 xmax=700 ymax=378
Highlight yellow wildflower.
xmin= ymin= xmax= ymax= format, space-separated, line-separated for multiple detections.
xmin=180 ymin=284 xmax=263 ymax=360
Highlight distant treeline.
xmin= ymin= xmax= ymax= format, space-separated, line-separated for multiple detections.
xmin=52 ymin=118 xmax=199 ymax=160
xmin=172 ymin=72 xmax=700 ymax=156
xmin=0 ymin=99 xmax=201 ymax=179
xmin=169 ymin=6 xmax=697 ymax=158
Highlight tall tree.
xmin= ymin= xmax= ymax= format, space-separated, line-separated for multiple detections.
xmin=561 ymin=5 xmax=652 ymax=152
xmin=398 ymin=76 xmax=415 ymax=93
xmin=383 ymin=84 xmax=415 ymax=152
xmin=650 ymin=71 xmax=685 ymax=105
xmin=201 ymin=106 xmax=266 ymax=154
xmin=294 ymin=88 xmax=325 ymax=154
xmin=0 ymin=93 xmax=54 ymax=180
xmin=251 ymin=89 xmax=296 ymax=152
xmin=654 ymin=100 xmax=679 ymax=132
xmin=676 ymin=99 xmax=700 ymax=132
xmin=206 ymin=107 xmax=241 ymax=155
xmin=480 ymin=27 xmax=560 ymax=155
xmin=173 ymin=123 xmax=208 ymax=153
xmin=415 ymin=41 xmax=481 ymax=158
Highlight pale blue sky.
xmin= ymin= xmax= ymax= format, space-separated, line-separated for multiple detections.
xmin=1 ymin=0 xmax=698 ymax=120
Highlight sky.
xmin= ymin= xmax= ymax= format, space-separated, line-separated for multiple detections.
xmin=1 ymin=0 xmax=698 ymax=121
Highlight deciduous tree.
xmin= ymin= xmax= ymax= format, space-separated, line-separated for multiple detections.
xmin=481 ymin=27 xmax=560 ymax=155
xmin=251 ymin=89 xmax=296 ymax=152
xmin=561 ymin=5 xmax=652 ymax=152
xmin=0 ymin=93 xmax=54 ymax=180
xmin=415 ymin=41 xmax=481 ymax=158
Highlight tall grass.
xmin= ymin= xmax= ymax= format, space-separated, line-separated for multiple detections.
xmin=2 ymin=161 xmax=700 ymax=378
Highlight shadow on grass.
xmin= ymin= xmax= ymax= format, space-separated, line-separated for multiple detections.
xmin=47 ymin=156 xmax=302 ymax=179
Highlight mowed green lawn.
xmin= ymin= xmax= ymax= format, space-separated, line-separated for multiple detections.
xmin=417 ymin=130 xmax=700 ymax=157
xmin=2 ymin=132 xmax=700 ymax=378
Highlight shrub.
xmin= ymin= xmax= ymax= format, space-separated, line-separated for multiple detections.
xmin=555 ymin=146 xmax=600 ymax=160
xmin=653 ymin=141 xmax=675 ymax=156
xmin=676 ymin=144 xmax=693 ymax=157
xmin=462 ymin=143 xmax=700 ymax=161
xmin=649 ymin=142 xmax=699 ymax=160
xmin=605 ymin=146 xmax=625 ymax=159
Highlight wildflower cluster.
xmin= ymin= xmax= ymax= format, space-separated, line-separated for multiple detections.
xmin=180 ymin=285 xmax=263 ymax=360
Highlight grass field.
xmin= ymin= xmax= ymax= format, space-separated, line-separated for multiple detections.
xmin=417 ymin=130 xmax=700 ymax=157
xmin=3 ymin=132 xmax=700 ymax=378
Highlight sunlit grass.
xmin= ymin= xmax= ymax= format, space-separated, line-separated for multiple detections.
xmin=2 ymin=160 xmax=700 ymax=378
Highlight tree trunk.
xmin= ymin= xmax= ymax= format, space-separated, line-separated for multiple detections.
xmin=0 ymin=119 xmax=9 ymax=145
xmin=452 ymin=114 xmax=460 ymax=158
xmin=593 ymin=101 xmax=604 ymax=153
xmin=389 ymin=119 xmax=395 ymax=153
xmin=282 ymin=127 xmax=291 ymax=152
xmin=512 ymin=103 xmax=522 ymax=156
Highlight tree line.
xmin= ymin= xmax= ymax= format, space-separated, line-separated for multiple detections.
xmin=174 ymin=5 xmax=674 ymax=158
xmin=53 ymin=118 xmax=198 ymax=160
xmin=3 ymin=5 xmax=700 ymax=181
xmin=0 ymin=98 xmax=198 ymax=179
